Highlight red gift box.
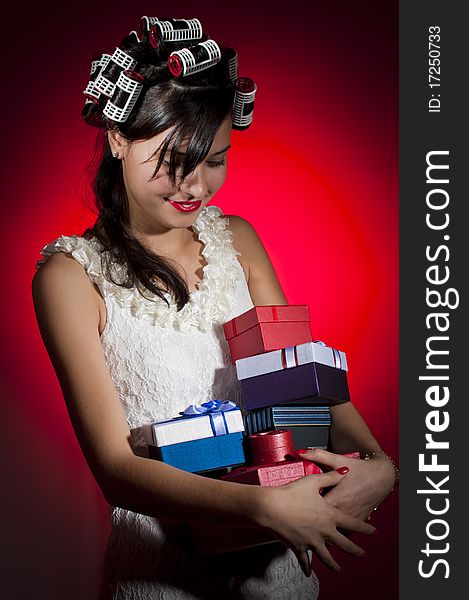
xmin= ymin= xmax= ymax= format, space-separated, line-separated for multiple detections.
xmin=221 ymin=430 xmax=322 ymax=487
xmin=221 ymin=456 xmax=323 ymax=486
xmin=223 ymin=305 xmax=312 ymax=364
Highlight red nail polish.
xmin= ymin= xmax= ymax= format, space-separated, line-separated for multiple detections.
xmin=337 ymin=466 xmax=349 ymax=475
xmin=296 ymin=448 xmax=309 ymax=454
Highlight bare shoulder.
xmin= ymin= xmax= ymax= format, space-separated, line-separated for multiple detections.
xmin=32 ymin=251 xmax=104 ymax=334
xmin=224 ymin=214 xmax=288 ymax=305
xmin=224 ymin=215 xmax=263 ymax=271
xmin=224 ymin=214 xmax=259 ymax=245
xmin=33 ymin=249 xmax=89 ymax=284
xmin=225 ymin=215 xmax=260 ymax=282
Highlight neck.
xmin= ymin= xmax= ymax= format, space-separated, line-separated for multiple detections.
xmin=130 ymin=223 xmax=196 ymax=257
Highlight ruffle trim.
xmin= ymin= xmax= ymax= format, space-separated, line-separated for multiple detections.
xmin=35 ymin=205 xmax=241 ymax=332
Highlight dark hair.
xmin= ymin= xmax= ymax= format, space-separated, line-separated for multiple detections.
xmin=81 ymin=28 xmax=236 ymax=311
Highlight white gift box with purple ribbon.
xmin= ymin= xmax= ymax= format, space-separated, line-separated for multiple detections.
xmin=237 ymin=340 xmax=350 ymax=410
xmin=235 ymin=340 xmax=348 ymax=381
xmin=143 ymin=400 xmax=244 ymax=448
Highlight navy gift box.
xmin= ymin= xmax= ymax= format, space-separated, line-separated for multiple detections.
xmin=240 ymin=362 xmax=350 ymax=410
xmin=245 ymin=406 xmax=331 ymax=449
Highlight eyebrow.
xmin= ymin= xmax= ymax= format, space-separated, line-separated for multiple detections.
xmin=174 ymin=144 xmax=231 ymax=157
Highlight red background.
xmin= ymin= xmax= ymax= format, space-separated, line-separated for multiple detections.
xmin=1 ymin=1 xmax=398 ymax=598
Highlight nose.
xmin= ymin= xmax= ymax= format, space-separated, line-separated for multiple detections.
xmin=178 ymin=164 xmax=209 ymax=200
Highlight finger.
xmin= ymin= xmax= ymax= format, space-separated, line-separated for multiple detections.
xmin=311 ymin=543 xmax=341 ymax=573
xmin=312 ymin=467 xmax=350 ymax=490
xmin=327 ymin=530 xmax=366 ymax=558
xmin=296 ymin=448 xmax=343 ymax=469
xmin=336 ymin=513 xmax=377 ymax=536
xmin=294 ymin=550 xmax=312 ymax=577
xmin=337 ymin=527 xmax=353 ymax=538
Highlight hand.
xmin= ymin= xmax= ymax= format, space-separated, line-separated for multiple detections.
xmin=255 ymin=467 xmax=377 ymax=576
xmin=297 ymin=448 xmax=396 ymax=522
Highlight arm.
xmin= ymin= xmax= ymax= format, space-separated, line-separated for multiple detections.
xmin=31 ymin=250 xmax=374 ymax=573
xmin=227 ymin=215 xmax=392 ymax=455
xmin=222 ymin=216 xmax=380 ymax=569
xmin=298 ymin=403 xmax=397 ymax=521
xmin=329 ymin=402 xmax=386 ymax=456
xmin=31 ymin=252 xmax=259 ymax=528
xmin=226 ymin=216 xmax=396 ymax=520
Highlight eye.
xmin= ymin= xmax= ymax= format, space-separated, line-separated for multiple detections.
xmin=162 ymin=158 xmax=182 ymax=170
xmin=206 ymin=158 xmax=227 ymax=168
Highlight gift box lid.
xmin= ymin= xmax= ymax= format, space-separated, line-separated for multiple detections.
xmin=235 ymin=340 xmax=347 ymax=380
xmin=223 ymin=305 xmax=310 ymax=340
xmin=143 ymin=402 xmax=244 ymax=447
xmin=221 ymin=460 xmax=322 ymax=486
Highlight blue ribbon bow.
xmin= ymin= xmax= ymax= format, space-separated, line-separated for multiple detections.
xmin=179 ymin=400 xmax=238 ymax=437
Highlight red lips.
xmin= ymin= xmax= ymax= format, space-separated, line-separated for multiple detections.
xmin=167 ymin=200 xmax=202 ymax=213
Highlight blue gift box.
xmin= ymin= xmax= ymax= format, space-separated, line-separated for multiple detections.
xmin=148 ymin=432 xmax=246 ymax=473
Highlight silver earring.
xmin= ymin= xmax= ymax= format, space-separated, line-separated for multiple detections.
xmin=113 ymin=151 xmax=119 ymax=159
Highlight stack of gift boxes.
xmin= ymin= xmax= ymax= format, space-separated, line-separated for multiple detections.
xmin=219 ymin=305 xmax=351 ymax=486
xmin=145 ymin=305 xmax=351 ymax=474
xmin=225 ymin=305 xmax=349 ymax=447
xmin=143 ymin=304 xmax=355 ymax=553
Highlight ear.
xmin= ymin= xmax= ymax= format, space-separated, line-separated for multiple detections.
xmin=107 ymin=129 xmax=129 ymax=159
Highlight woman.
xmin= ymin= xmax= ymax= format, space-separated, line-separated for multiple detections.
xmin=32 ymin=16 xmax=396 ymax=599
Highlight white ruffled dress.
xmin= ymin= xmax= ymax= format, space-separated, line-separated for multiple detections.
xmin=36 ymin=205 xmax=319 ymax=600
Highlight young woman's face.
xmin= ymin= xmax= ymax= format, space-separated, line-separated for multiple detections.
xmin=116 ymin=115 xmax=232 ymax=233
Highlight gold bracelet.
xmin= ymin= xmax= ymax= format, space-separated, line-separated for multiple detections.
xmin=364 ymin=449 xmax=399 ymax=489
